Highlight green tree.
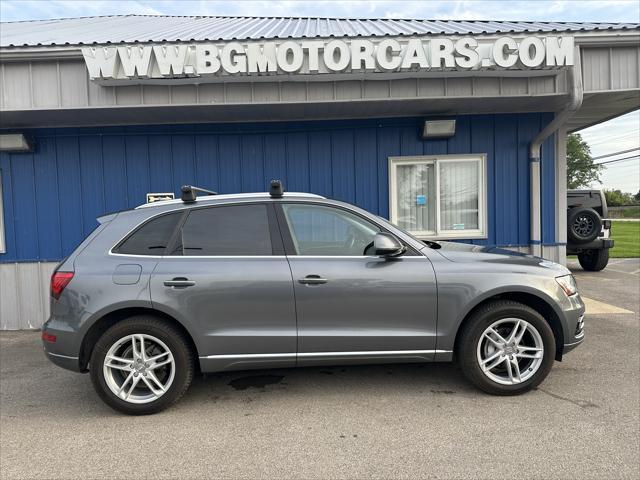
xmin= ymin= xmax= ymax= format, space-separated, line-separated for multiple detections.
xmin=566 ymin=133 xmax=603 ymax=189
xmin=604 ymin=189 xmax=636 ymax=206
xmin=635 ymin=190 xmax=640 ymax=203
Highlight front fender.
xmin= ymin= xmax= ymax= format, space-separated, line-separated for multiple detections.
xmin=435 ymin=272 xmax=568 ymax=353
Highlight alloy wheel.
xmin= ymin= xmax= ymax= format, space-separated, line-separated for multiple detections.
xmin=103 ymin=334 xmax=175 ymax=404
xmin=573 ymin=215 xmax=595 ymax=237
xmin=476 ymin=318 xmax=544 ymax=385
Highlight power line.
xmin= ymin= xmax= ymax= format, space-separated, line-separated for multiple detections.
xmin=586 ymin=132 xmax=640 ymax=146
xmin=595 ymin=155 xmax=640 ymax=165
xmin=592 ymin=147 xmax=640 ymax=160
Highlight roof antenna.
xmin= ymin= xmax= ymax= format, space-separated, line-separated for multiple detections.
xmin=269 ymin=179 xmax=284 ymax=198
xmin=181 ymin=185 xmax=218 ymax=203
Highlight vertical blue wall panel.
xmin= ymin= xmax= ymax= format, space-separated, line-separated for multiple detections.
xmin=10 ymin=153 xmax=39 ymax=259
xmin=102 ymin=136 xmax=129 ymax=213
xmin=218 ymin=135 xmax=242 ymax=194
xmin=470 ymin=115 xmax=495 ymax=247
xmin=0 ymin=114 xmax=557 ymax=262
xmin=33 ymin=138 xmax=62 ymax=259
xmin=55 ymin=136 xmax=84 ymax=256
xmin=286 ymin=132 xmax=310 ymax=193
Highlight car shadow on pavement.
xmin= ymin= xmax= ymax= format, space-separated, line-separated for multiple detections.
xmin=175 ymin=362 xmax=476 ymax=412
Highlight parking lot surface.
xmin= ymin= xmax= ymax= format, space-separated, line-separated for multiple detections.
xmin=1 ymin=259 xmax=639 ymax=479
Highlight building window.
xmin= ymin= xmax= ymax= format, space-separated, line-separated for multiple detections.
xmin=389 ymin=155 xmax=487 ymax=239
xmin=0 ymin=170 xmax=5 ymax=254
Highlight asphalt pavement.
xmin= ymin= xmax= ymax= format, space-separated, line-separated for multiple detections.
xmin=1 ymin=259 xmax=638 ymax=479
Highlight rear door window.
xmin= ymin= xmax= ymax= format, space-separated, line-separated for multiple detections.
xmin=114 ymin=211 xmax=182 ymax=255
xmin=174 ymin=204 xmax=273 ymax=256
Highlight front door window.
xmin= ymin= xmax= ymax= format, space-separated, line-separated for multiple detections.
xmin=281 ymin=204 xmax=380 ymax=256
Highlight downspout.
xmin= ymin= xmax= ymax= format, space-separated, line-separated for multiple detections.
xmin=529 ymin=46 xmax=583 ymax=258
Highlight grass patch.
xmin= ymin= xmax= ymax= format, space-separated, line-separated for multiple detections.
xmin=611 ymin=221 xmax=640 ymax=258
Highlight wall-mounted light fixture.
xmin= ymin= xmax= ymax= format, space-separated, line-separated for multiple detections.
xmin=0 ymin=133 xmax=32 ymax=152
xmin=421 ymin=120 xmax=456 ymax=140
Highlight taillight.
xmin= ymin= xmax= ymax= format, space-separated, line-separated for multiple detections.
xmin=51 ymin=271 xmax=74 ymax=300
xmin=42 ymin=331 xmax=57 ymax=343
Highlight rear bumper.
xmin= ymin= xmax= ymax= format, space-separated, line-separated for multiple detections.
xmin=567 ymin=238 xmax=614 ymax=253
xmin=43 ymin=349 xmax=82 ymax=372
xmin=41 ymin=317 xmax=83 ymax=373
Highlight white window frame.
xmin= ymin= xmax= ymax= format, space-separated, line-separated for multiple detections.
xmin=0 ymin=170 xmax=5 ymax=253
xmin=389 ymin=154 xmax=488 ymax=240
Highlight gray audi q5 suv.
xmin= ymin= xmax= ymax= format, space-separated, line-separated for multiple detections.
xmin=43 ymin=182 xmax=585 ymax=415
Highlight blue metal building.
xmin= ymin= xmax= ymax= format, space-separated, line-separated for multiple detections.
xmin=1 ymin=16 xmax=638 ymax=328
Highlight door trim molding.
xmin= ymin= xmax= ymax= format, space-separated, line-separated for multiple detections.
xmin=199 ymin=350 xmax=451 ymax=360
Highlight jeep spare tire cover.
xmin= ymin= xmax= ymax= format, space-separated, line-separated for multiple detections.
xmin=568 ymin=207 xmax=601 ymax=243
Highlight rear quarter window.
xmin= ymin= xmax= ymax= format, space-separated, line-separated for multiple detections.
xmin=113 ymin=211 xmax=182 ymax=255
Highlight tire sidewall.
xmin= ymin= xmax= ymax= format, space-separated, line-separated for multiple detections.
xmin=90 ymin=317 xmax=192 ymax=415
xmin=460 ymin=303 xmax=556 ymax=395
xmin=578 ymin=248 xmax=609 ymax=271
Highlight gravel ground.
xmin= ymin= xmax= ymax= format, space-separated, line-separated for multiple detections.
xmin=1 ymin=259 xmax=638 ymax=479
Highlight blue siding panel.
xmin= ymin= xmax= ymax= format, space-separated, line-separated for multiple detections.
xmin=331 ymin=130 xmax=355 ymax=203
xmin=264 ymin=134 xmax=287 ymax=188
xmin=354 ymin=128 xmax=378 ymax=214
xmin=308 ymin=131 xmax=332 ymax=198
xmin=55 ymin=137 xmax=84 ymax=259
xmin=470 ymin=115 xmax=495 ymax=247
xmin=286 ymin=132 xmax=310 ymax=193
xmin=496 ymin=115 xmax=520 ymax=246
xmin=376 ymin=126 xmax=400 ymax=218
xmin=218 ymin=135 xmax=242 ymax=194
xmin=149 ymin=136 xmax=174 ymax=194
xmin=240 ymin=135 xmax=263 ymax=192
xmin=79 ymin=136 xmax=105 ymax=236
xmin=11 ymin=154 xmax=39 ymax=260
xmin=194 ymin=135 xmax=219 ymax=192
xmin=171 ymin=135 xmax=196 ymax=190
xmin=125 ymin=136 xmax=151 ymax=207
xmin=1 ymin=114 xmax=557 ymax=262
xmin=102 ymin=136 xmax=129 ymax=213
xmin=33 ymin=138 xmax=62 ymax=259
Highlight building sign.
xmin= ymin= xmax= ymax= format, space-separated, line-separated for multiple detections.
xmin=82 ymin=36 xmax=574 ymax=83
xmin=146 ymin=192 xmax=175 ymax=203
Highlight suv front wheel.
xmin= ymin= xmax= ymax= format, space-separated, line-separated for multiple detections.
xmin=458 ymin=301 xmax=556 ymax=395
xmin=90 ymin=316 xmax=194 ymax=415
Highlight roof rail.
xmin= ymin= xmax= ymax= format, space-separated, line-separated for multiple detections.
xmin=181 ymin=185 xmax=218 ymax=203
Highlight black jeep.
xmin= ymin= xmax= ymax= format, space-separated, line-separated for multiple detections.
xmin=567 ymin=189 xmax=614 ymax=271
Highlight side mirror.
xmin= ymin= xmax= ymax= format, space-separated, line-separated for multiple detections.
xmin=374 ymin=232 xmax=406 ymax=257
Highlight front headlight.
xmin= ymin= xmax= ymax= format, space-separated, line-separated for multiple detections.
xmin=556 ymin=274 xmax=578 ymax=296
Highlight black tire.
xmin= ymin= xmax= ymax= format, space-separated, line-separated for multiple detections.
xmin=578 ymin=248 xmax=609 ymax=271
xmin=90 ymin=315 xmax=194 ymax=415
xmin=568 ymin=207 xmax=601 ymax=244
xmin=457 ymin=300 xmax=556 ymax=396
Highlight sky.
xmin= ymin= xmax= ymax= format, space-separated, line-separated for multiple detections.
xmin=1 ymin=0 xmax=639 ymax=192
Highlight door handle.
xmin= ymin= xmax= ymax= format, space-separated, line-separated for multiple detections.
xmin=164 ymin=277 xmax=196 ymax=288
xmin=298 ymin=275 xmax=328 ymax=285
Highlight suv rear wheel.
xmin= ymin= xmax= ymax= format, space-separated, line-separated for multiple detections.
xmin=90 ymin=316 xmax=194 ymax=415
xmin=578 ymin=248 xmax=610 ymax=271
xmin=458 ymin=301 xmax=556 ymax=395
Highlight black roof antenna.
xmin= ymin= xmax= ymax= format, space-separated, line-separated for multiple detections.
xmin=269 ymin=179 xmax=284 ymax=198
xmin=181 ymin=185 xmax=218 ymax=203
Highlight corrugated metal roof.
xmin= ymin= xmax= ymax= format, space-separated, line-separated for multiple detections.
xmin=1 ymin=15 xmax=638 ymax=47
